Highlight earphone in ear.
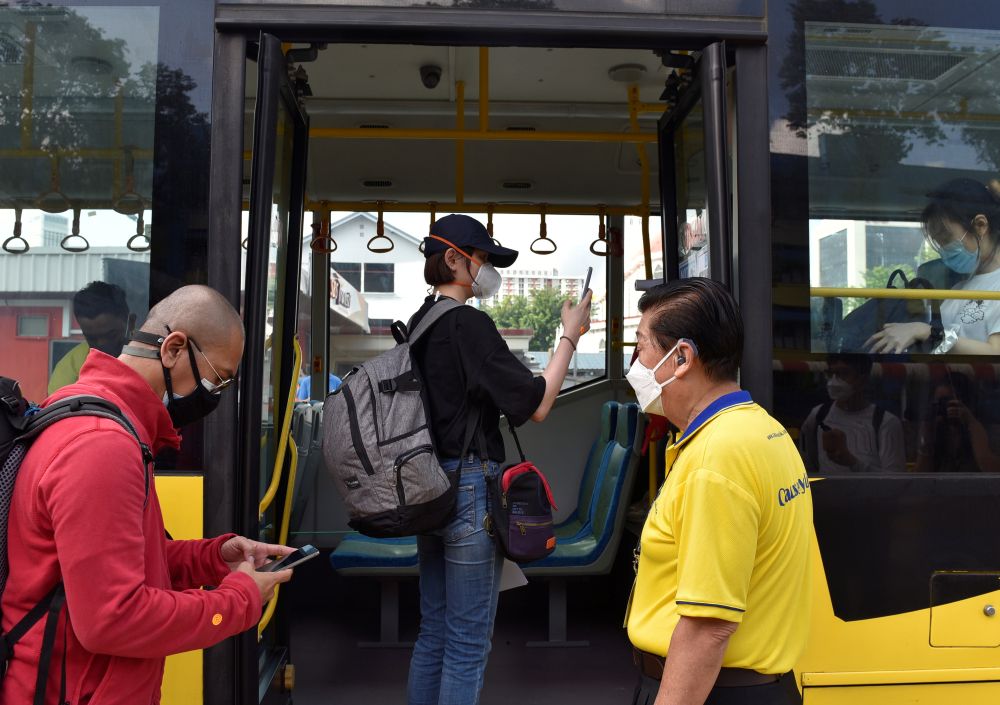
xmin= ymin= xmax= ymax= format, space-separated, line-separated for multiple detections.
xmin=677 ymin=353 xmax=687 ymax=365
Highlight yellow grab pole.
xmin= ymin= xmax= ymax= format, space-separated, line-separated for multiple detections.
xmin=456 ymin=80 xmax=465 ymax=207
xmin=811 ymin=287 xmax=1000 ymax=302
xmin=299 ymin=200 xmax=646 ymax=217
xmin=258 ymin=441 xmax=297 ymax=638
xmin=629 ymin=85 xmax=653 ymax=278
xmin=479 ymin=47 xmax=489 ymax=132
xmin=259 ymin=339 xmax=302 ymax=518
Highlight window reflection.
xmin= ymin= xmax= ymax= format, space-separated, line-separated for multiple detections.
xmin=0 ymin=6 xmax=157 ymax=401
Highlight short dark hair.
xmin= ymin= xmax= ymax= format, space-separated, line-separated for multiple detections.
xmin=637 ymin=277 xmax=743 ymax=381
xmin=827 ymin=353 xmax=873 ymax=378
xmin=423 ymin=252 xmax=454 ymax=287
xmin=73 ymin=281 xmax=129 ymax=321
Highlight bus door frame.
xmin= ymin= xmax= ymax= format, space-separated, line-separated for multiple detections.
xmin=656 ymin=41 xmax=772 ymax=404
xmin=222 ymin=31 xmax=311 ymax=705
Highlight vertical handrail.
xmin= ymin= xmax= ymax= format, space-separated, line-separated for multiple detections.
xmin=701 ymin=42 xmax=732 ymax=288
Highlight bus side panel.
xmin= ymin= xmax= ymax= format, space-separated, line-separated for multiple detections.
xmin=156 ymin=474 xmax=206 ymax=705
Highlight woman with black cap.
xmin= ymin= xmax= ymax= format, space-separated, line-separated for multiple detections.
xmin=405 ymin=213 xmax=592 ymax=705
xmin=867 ymin=177 xmax=1000 ymax=355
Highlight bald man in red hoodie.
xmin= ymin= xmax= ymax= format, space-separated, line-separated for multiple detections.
xmin=1 ymin=285 xmax=294 ymax=705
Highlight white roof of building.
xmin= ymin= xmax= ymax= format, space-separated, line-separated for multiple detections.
xmin=0 ymin=248 xmax=150 ymax=294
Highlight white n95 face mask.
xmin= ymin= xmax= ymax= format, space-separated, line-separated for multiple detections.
xmin=626 ymin=341 xmax=681 ymax=417
xmin=826 ymin=377 xmax=853 ymax=402
xmin=471 ymin=261 xmax=502 ymax=299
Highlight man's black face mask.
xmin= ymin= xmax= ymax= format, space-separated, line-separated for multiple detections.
xmin=126 ymin=327 xmax=222 ymax=429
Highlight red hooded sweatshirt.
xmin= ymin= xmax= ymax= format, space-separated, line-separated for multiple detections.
xmin=1 ymin=351 xmax=262 ymax=705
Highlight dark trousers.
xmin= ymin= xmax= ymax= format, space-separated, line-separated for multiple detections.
xmin=630 ymin=672 xmax=800 ymax=705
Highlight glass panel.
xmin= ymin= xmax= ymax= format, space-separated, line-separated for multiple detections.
xmin=773 ymin=17 xmax=1000 ymax=476
xmin=674 ymin=99 xmax=710 ymax=278
xmin=364 ymin=262 xmax=394 ymax=293
xmin=0 ymin=6 xmax=157 ymax=402
xmin=258 ymin=99 xmax=294 ymax=544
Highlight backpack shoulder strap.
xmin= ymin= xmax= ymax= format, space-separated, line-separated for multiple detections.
xmin=814 ymin=399 xmax=832 ymax=447
xmin=872 ymin=406 xmax=884 ymax=453
xmin=20 ymin=395 xmax=153 ymax=502
xmin=407 ymin=298 xmax=462 ymax=345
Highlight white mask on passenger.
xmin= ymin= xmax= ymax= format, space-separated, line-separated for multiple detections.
xmin=470 ymin=260 xmax=502 ymax=299
xmin=626 ymin=341 xmax=682 ymax=417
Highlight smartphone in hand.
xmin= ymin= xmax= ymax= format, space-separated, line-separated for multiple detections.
xmin=581 ymin=266 xmax=593 ymax=302
xmin=257 ymin=544 xmax=319 ymax=572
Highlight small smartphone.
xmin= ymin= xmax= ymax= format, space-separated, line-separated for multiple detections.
xmin=581 ymin=266 xmax=593 ymax=301
xmin=257 ymin=544 xmax=319 ymax=572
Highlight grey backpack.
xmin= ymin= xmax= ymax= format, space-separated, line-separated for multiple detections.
xmin=323 ymin=298 xmax=473 ymax=537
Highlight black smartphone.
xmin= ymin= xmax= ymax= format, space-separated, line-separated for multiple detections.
xmin=581 ymin=266 xmax=593 ymax=301
xmin=257 ymin=544 xmax=319 ymax=572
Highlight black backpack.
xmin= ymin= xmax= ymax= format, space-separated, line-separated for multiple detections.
xmin=0 ymin=376 xmax=152 ymax=705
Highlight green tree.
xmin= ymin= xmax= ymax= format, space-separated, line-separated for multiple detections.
xmin=842 ymin=263 xmax=917 ymax=314
xmin=482 ymin=286 xmax=569 ymax=351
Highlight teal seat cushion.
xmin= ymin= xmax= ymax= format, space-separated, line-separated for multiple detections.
xmin=330 ymin=533 xmax=418 ymax=572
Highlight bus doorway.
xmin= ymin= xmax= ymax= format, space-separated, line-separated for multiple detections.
xmin=229 ymin=28 xmax=756 ymax=705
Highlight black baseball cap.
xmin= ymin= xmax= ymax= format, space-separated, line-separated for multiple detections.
xmin=423 ymin=214 xmax=519 ymax=268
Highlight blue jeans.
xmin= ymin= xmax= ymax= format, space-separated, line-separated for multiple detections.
xmin=407 ymin=456 xmax=503 ymax=705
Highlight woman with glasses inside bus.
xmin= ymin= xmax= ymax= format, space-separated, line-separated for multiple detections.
xmin=406 ymin=214 xmax=592 ymax=705
xmin=868 ymin=177 xmax=1000 ymax=355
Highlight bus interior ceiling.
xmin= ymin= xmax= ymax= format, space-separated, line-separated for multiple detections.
xmin=245 ymin=42 xmax=668 ymax=705
xmin=243 ymin=43 xmax=667 ymax=214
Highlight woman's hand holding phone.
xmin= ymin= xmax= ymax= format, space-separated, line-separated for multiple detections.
xmin=237 ymin=561 xmax=292 ymax=602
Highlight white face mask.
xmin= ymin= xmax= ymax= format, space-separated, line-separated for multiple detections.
xmin=826 ymin=376 xmax=853 ymax=402
xmin=470 ymin=261 xmax=502 ymax=299
xmin=626 ymin=341 xmax=681 ymax=417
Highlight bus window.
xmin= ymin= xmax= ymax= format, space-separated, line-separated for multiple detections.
xmin=622 ymin=214 xmax=663 ymax=370
xmin=776 ymin=20 xmax=1000 ymax=475
xmin=323 ymin=211 xmax=607 ymax=392
xmin=0 ymin=7 xmax=156 ymax=407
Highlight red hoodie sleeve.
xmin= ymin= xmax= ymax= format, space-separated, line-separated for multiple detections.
xmin=165 ymin=535 xmax=234 ymax=590
xmin=38 ymin=427 xmax=263 ymax=658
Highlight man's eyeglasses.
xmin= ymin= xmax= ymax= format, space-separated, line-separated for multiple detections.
xmin=189 ymin=337 xmax=238 ymax=393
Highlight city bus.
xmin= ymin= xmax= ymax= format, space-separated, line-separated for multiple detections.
xmin=1 ymin=1 xmax=999 ymax=704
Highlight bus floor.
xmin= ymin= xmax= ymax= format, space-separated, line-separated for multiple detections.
xmin=282 ymin=548 xmax=639 ymax=704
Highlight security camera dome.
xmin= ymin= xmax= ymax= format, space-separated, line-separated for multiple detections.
xmin=420 ymin=64 xmax=442 ymax=89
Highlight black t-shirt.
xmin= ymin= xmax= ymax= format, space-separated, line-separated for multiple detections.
xmin=409 ymin=295 xmax=546 ymax=463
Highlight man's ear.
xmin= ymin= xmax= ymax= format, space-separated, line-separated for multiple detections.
xmin=160 ymin=330 xmax=188 ymax=369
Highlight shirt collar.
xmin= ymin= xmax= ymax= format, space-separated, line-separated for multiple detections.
xmin=674 ymin=390 xmax=753 ymax=446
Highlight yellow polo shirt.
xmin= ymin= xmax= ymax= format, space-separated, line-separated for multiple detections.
xmin=626 ymin=391 xmax=812 ymax=674
xmin=48 ymin=341 xmax=90 ymax=395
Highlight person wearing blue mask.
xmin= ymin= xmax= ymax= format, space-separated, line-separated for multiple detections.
xmin=867 ymin=178 xmax=1000 ymax=355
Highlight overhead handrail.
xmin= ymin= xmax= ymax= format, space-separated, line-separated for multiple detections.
xmin=309 ymin=202 xmax=336 ymax=253
xmin=36 ymin=157 xmax=70 ymax=214
xmin=113 ymin=147 xmax=145 ymax=215
xmin=127 ymin=211 xmax=150 ymax=252
xmin=258 ymin=338 xmax=302 ymax=638
xmin=60 ymin=208 xmax=89 ymax=253
xmin=590 ymin=206 xmax=609 ymax=256
xmin=367 ymin=202 xmax=394 ymax=253
xmin=3 ymin=207 xmax=28 ymax=254
xmin=531 ymin=205 xmax=557 ymax=255
xmin=486 ymin=203 xmax=503 ymax=247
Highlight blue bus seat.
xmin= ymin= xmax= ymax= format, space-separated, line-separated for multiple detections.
xmin=553 ymin=401 xmax=618 ymax=542
xmin=329 ymin=534 xmax=418 ymax=648
xmin=520 ymin=402 xmax=644 ymax=647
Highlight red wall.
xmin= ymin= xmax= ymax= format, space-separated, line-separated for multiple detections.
xmin=0 ymin=306 xmax=65 ymax=402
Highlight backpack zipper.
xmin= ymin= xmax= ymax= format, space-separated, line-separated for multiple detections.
xmin=342 ymin=386 xmax=375 ymax=476
xmin=393 ymin=445 xmax=433 ymax=505
xmin=516 ymin=520 xmax=552 ymax=535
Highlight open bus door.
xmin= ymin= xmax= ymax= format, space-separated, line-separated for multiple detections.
xmin=658 ymin=42 xmax=731 ymax=289
xmin=239 ymin=32 xmax=310 ymax=705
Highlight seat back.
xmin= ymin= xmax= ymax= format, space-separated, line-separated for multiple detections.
xmin=591 ymin=403 xmax=644 ymax=538
xmin=570 ymin=401 xmax=618 ymax=521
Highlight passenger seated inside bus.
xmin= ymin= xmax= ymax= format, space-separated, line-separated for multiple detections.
xmin=867 ymin=177 xmax=1000 ymax=355
xmin=914 ymin=373 xmax=1000 ymax=473
xmin=798 ymin=354 xmax=905 ymax=474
